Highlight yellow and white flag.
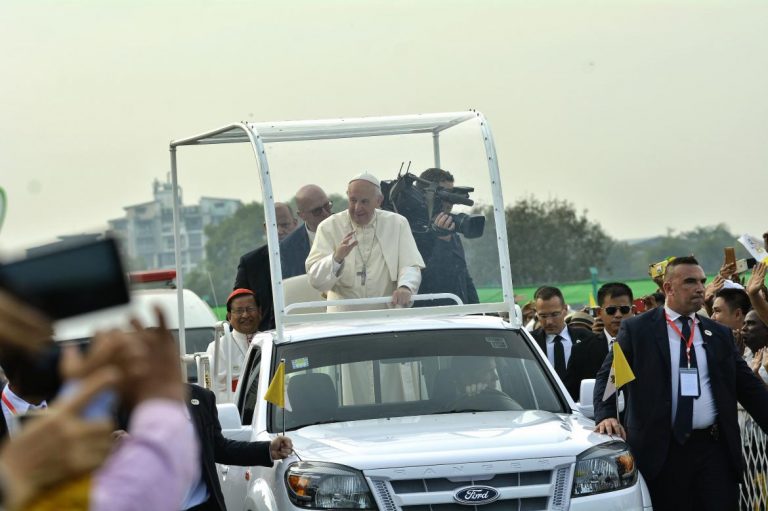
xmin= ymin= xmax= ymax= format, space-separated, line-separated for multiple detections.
xmin=264 ymin=360 xmax=292 ymax=411
xmin=602 ymin=341 xmax=636 ymax=401
xmin=588 ymin=293 xmax=597 ymax=309
xmin=738 ymin=234 xmax=768 ymax=264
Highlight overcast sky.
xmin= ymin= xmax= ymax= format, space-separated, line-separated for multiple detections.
xmin=1 ymin=0 xmax=767 ymax=256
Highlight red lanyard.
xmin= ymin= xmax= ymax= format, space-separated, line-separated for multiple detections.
xmin=665 ymin=313 xmax=696 ymax=368
xmin=1 ymin=390 xmax=17 ymax=415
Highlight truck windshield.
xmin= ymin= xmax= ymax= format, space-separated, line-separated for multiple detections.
xmin=270 ymin=328 xmax=566 ymax=432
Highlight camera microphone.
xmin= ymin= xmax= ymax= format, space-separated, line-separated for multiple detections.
xmin=436 ymin=191 xmax=474 ymax=207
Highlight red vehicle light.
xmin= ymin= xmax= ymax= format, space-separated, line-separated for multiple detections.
xmin=129 ymin=270 xmax=177 ymax=284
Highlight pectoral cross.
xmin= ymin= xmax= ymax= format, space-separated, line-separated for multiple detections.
xmin=357 ymin=265 xmax=367 ymax=285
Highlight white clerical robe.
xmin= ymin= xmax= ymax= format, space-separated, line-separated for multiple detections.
xmin=205 ymin=329 xmax=252 ymax=402
xmin=306 ymin=209 xmax=424 ymax=311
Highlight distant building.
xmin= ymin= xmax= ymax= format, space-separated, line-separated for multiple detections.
xmin=108 ymin=178 xmax=242 ymax=273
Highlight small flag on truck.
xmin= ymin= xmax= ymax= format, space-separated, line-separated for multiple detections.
xmin=264 ymin=359 xmax=292 ymax=411
xmin=602 ymin=341 xmax=635 ymax=401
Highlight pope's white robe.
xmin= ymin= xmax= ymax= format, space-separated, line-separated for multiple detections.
xmin=306 ymin=209 xmax=424 ymax=312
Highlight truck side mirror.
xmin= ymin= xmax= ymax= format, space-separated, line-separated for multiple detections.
xmin=577 ymin=379 xmax=595 ymax=419
xmin=577 ymin=379 xmax=625 ymax=420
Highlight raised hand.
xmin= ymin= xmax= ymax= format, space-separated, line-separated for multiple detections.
xmin=746 ymin=262 xmax=767 ymax=298
xmin=0 ymin=289 xmax=53 ymax=352
xmin=333 ymin=231 xmax=358 ymax=264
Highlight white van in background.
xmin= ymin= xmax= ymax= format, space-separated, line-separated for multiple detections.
xmin=54 ymin=270 xmax=218 ymax=382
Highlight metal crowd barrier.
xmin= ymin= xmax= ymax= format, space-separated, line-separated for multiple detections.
xmin=740 ymin=408 xmax=768 ymax=510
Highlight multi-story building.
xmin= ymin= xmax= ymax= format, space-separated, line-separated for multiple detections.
xmin=109 ymin=179 xmax=241 ymax=273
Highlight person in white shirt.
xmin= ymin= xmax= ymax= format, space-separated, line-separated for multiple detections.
xmin=205 ymin=289 xmax=261 ymax=402
xmin=0 ymin=343 xmax=53 ymax=439
xmin=306 ymin=173 xmax=424 ymax=312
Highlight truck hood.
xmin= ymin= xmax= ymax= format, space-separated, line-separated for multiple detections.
xmin=289 ymin=410 xmax=611 ymax=470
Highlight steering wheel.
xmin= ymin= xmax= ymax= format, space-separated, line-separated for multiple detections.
xmin=451 ymin=388 xmax=523 ymax=412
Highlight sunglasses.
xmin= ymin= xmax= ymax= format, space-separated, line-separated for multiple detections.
xmin=305 ymin=201 xmax=333 ymax=217
xmin=604 ymin=305 xmax=632 ymax=315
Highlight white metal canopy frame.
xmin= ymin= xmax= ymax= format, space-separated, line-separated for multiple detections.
xmin=168 ymin=111 xmax=519 ymax=358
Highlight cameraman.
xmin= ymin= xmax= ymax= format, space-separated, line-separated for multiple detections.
xmin=415 ymin=168 xmax=479 ymax=306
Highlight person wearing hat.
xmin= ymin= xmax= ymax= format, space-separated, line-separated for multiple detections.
xmin=205 ymin=288 xmax=261 ymax=401
xmin=565 ymin=311 xmax=595 ymax=333
xmin=306 ymin=173 xmax=425 ymax=312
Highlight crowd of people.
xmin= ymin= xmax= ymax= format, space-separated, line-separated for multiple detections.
xmin=1 ymin=163 xmax=767 ymax=510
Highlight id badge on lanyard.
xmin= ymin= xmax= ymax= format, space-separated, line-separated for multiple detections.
xmin=680 ymin=368 xmax=700 ymax=397
xmin=666 ymin=312 xmax=701 ymax=398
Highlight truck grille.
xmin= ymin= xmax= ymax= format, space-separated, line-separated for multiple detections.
xmin=368 ymin=462 xmax=572 ymax=511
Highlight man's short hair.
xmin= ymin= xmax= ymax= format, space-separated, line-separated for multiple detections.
xmin=420 ymin=168 xmax=454 ymax=184
xmin=597 ymin=282 xmax=634 ymax=305
xmin=664 ymin=255 xmax=700 ymax=281
xmin=715 ymin=288 xmax=752 ymax=316
xmin=534 ymin=286 xmax=565 ymax=306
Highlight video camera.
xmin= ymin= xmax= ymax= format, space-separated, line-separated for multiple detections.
xmin=380 ymin=170 xmax=485 ymax=239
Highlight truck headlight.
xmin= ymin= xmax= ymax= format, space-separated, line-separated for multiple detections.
xmin=285 ymin=461 xmax=376 ymax=509
xmin=572 ymin=441 xmax=637 ymax=497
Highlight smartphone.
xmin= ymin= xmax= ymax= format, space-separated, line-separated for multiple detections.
xmin=0 ymin=238 xmax=130 ymax=319
xmin=724 ymin=247 xmax=737 ymax=268
xmin=735 ymin=257 xmax=757 ymax=274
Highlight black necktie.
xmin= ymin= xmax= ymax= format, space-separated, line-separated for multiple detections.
xmin=553 ymin=335 xmax=567 ymax=379
xmin=673 ymin=316 xmax=696 ymax=444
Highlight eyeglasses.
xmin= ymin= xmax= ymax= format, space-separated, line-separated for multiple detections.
xmin=536 ymin=311 xmax=563 ymax=320
xmin=604 ymin=305 xmax=632 ymax=315
xmin=231 ymin=306 xmax=259 ymax=316
xmin=304 ymin=201 xmax=333 ymax=217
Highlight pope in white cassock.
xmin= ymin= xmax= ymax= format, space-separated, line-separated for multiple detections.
xmin=306 ymin=172 xmax=425 ymax=312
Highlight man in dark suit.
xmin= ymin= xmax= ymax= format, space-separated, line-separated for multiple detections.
xmin=530 ymin=286 xmax=599 ymax=400
xmin=182 ymin=384 xmax=293 ymax=511
xmin=234 ymin=202 xmax=298 ymax=331
xmin=564 ymin=282 xmax=635 ymax=401
xmin=594 ymin=256 xmax=768 ymax=511
xmin=281 ymin=185 xmax=332 ymax=279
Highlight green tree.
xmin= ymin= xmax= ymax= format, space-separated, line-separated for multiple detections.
xmin=505 ymin=197 xmax=613 ymax=285
xmin=185 ymin=202 xmax=266 ymax=307
xmin=603 ymin=223 xmax=744 ymax=280
xmin=462 ymin=205 xmax=502 ymax=287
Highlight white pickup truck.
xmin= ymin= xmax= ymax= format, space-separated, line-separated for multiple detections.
xmin=168 ymin=112 xmax=653 ymax=510
xmin=212 ymin=313 xmax=650 ymax=510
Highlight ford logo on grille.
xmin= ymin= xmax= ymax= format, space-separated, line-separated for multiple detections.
xmin=453 ymin=486 xmax=500 ymax=505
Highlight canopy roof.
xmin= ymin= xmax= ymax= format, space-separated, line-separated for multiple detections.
xmin=170 ymin=111 xmax=477 ymax=146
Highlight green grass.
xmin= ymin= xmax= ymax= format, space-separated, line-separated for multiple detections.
xmin=213 ymin=306 xmax=227 ymax=321
xmin=213 ymin=268 xmax=758 ymax=316
xmin=212 ymin=279 xmax=662 ymax=318
xmin=478 ymin=279 xmax=662 ymax=306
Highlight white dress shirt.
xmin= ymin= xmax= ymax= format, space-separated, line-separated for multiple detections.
xmin=307 ymin=224 xmax=316 ymax=245
xmin=545 ymin=326 xmax=573 ymax=368
xmin=1 ymin=385 xmax=47 ymax=437
xmin=664 ymin=306 xmax=717 ymax=429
